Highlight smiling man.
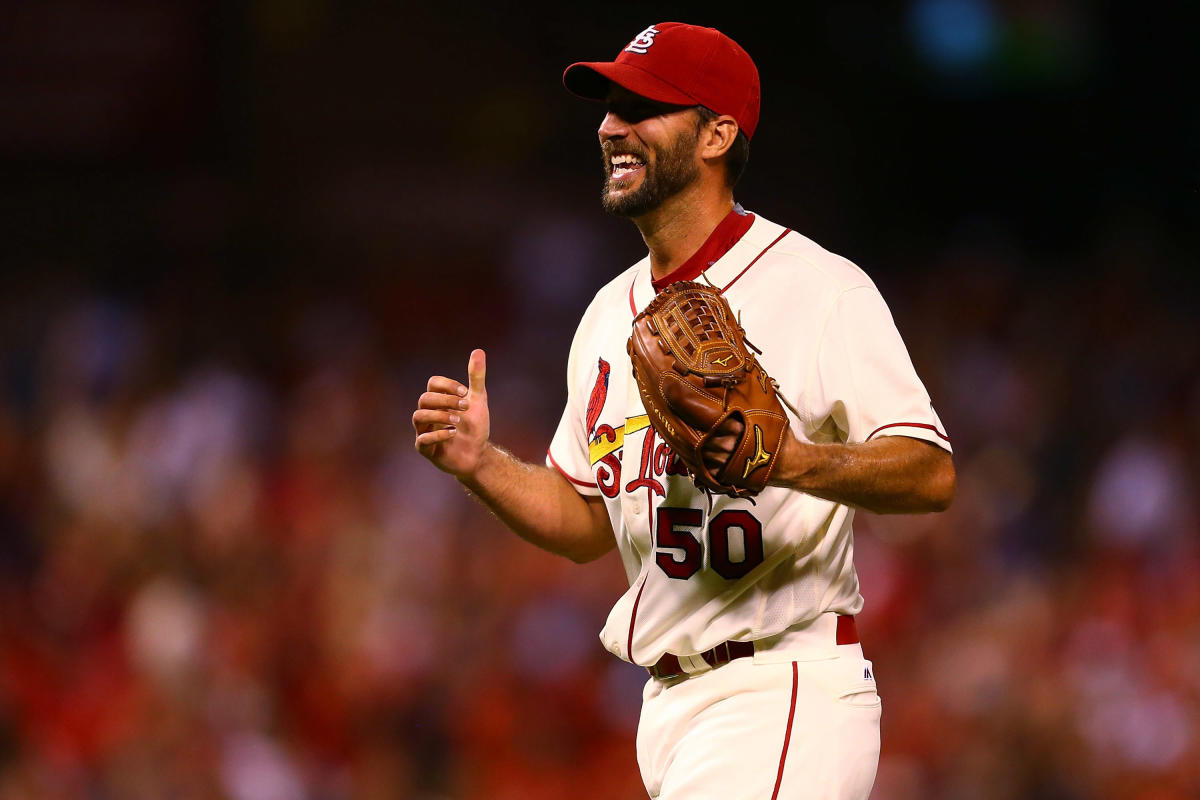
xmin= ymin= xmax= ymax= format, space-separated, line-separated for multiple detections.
xmin=414 ymin=21 xmax=955 ymax=800
xmin=599 ymin=86 xmax=712 ymax=218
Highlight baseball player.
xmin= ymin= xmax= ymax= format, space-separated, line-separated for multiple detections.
xmin=413 ymin=22 xmax=955 ymax=800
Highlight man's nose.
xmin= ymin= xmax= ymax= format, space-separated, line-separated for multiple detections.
xmin=598 ymin=111 xmax=630 ymax=141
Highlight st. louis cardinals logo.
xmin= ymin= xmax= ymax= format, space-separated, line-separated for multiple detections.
xmin=586 ymin=357 xmax=624 ymax=498
xmin=585 ymin=354 xmax=687 ymax=498
xmin=625 ymin=25 xmax=660 ymax=54
xmin=586 ymin=357 xmax=611 ymax=438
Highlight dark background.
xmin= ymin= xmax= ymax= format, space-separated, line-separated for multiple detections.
xmin=1 ymin=2 xmax=1197 ymax=799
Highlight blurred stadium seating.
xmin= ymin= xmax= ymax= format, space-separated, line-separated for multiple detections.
xmin=0 ymin=3 xmax=1196 ymax=798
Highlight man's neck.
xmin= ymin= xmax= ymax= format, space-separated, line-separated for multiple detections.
xmin=634 ymin=187 xmax=736 ymax=281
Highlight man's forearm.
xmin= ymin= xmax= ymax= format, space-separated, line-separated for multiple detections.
xmin=771 ymin=435 xmax=955 ymax=514
xmin=460 ymin=444 xmax=615 ymax=563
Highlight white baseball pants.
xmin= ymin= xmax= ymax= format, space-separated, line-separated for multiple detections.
xmin=636 ymin=642 xmax=881 ymax=799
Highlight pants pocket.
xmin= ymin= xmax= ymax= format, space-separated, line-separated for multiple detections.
xmin=833 ymin=658 xmax=880 ymax=708
xmin=839 ymin=683 xmax=881 ymax=708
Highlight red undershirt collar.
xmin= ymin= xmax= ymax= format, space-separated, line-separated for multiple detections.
xmin=650 ymin=204 xmax=755 ymax=293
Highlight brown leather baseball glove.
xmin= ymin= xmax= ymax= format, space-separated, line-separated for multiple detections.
xmin=627 ymin=280 xmax=790 ymax=498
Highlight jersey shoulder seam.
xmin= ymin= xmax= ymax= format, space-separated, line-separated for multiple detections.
xmin=763 ymin=231 xmax=877 ymax=294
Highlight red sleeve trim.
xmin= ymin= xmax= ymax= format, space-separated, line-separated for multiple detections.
xmin=628 ymin=276 xmax=638 ymax=316
xmin=721 ymin=228 xmax=791 ymax=293
xmin=547 ymin=449 xmax=597 ymax=487
xmin=866 ymin=422 xmax=951 ymax=443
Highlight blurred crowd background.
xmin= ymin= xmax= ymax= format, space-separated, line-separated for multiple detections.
xmin=1 ymin=2 xmax=1197 ymax=799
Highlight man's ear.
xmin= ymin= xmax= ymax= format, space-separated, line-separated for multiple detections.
xmin=700 ymin=116 xmax=739 ymax=160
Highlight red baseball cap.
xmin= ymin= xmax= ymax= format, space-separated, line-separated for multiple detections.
xmin=563 ymin=22 xmax=761 ymax=141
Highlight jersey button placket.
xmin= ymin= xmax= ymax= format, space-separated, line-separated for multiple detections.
xmin=621 ymin=368 xmax=653 ymax=552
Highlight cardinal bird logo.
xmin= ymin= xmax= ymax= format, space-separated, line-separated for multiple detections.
xmin=586 ymin=358 xmax=611 ymax=439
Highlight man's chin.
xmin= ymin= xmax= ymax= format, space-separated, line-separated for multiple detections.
xmin=602 ymin=186 xmax=656 ymax=218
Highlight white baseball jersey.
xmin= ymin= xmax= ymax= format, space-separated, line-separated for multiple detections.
xmin=547 ymin=207 xmax=951 ymax=667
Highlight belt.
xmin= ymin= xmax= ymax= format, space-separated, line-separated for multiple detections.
xmin=647 ymin=615 xmax=860 ymax=682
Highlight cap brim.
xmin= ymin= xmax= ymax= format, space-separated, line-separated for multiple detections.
xmin=562 ymin=62 xmax=698 ymax=106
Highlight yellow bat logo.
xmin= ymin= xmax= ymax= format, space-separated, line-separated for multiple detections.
xmin=742 ymin=424 xmax=772 ymax=478
xmin=713 ymin=354 xmax=735 ymax=366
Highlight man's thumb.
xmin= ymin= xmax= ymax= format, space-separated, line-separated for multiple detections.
xmin=468 ymin=349 xmax=487 ymax=394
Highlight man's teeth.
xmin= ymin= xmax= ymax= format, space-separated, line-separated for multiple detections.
xmin=611 ymin=154 xmax=645 ymax=178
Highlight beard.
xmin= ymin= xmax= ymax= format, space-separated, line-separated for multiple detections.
xmin=600 ymin=125 xmax=701 ymax=218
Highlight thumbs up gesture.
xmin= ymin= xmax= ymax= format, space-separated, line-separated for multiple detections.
xmin=413 ymin=349 xmax=491 ymax=479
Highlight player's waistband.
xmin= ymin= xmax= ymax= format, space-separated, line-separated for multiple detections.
xmin=647 ymin=613 xmax=859 ymax=683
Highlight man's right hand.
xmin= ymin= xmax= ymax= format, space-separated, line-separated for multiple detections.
xmin=413 ymin=349 xmax=490 ymax=480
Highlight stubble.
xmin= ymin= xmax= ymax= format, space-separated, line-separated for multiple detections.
xmin=601 ymin=125 xmax=701 ymax=218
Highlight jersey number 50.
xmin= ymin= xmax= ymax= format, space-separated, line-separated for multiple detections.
xmin=655 ymin=506 xmax=764 ymax=580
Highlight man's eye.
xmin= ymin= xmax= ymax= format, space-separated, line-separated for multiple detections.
xmin=619 ymin=105 xmax=656 ymax=121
